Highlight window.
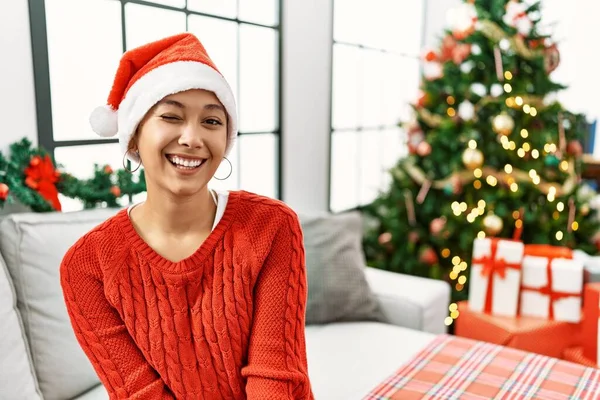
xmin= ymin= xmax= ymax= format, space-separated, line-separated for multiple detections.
xmin=29 ymin=0 xmax=281 ymax=211
xmin=329 ymin=0 xmax=425 ymax=212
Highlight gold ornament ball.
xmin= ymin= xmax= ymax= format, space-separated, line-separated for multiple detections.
xmin=462 ymin=148 xmax=484 ymax=170
xmin=483 ymin=213 xmax=504 ymax=236
xmin=492 ymin=112 xmax=515 ymax=136
xmin=581 ymin=204 xmax=590 ymax=216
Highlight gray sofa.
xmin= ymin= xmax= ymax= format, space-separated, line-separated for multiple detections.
xmin=0 ymin=207 xmax=449 ymax=400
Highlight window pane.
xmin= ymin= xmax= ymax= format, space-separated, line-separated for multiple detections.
xmin=239 ymin=25 xmax=278 ymax=133
xmin=187 ymin=0 xmax=236 ymax=19
xmin=334 ymin=0 xmax=423 ymax=55
xmin=238 ymin=134 xmax=278 ymax=198
xmin=380 ymin=128 xmax=406 ymax=191
xmin=362 ymin=0 xmax=424 ymax=55
xmin=385 ymin=0 xmax=423 ymax=55
xmin=382 ymin=128 xmax=406 ymax=170
xmin=360 ymin=50 xmax=384 ymax=128
xmin=238 ymin=0 xmax=278 ymax=26
xmin=359 ymin=130 xmax=383 ymax=205
xmin=383 ymin=55 xmax=420 ymax=126
xmin=55 ymin=143 xmax=123 ymax=180
xmin=143 ymin=0 xmax=185 ymax=8
xmin=332 ymin=44 xmax=360 ymax=129
xmin=333 ymin=0 xmax=362 ymax=44
xmin=209 ymin=142 xmax=241 ymax=192
xmin=58 ymin=194 xmax=85 ymax=213
xmin=45 ymin=0 xmax=122 ymax=141
xmin=188 ymin=16 xmax=238 ymax=99
xmin=330 ymin=131 xmax=359 ymax=212
xmin=125 ymin=3 xmax=186 ymax=50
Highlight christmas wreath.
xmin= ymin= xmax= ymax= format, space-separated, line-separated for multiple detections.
xmin=0 ymin=138 xmax=146 ymax=212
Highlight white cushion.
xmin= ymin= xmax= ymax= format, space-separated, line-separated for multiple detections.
xmin=72 ymin=384 xmax=109 ymax=400
xmin=0 ymin=208 xmax=120 ymax=400
xmin=0 ymin=253 xmax=41 ymax=399
xmin=365 ymin=267 xmax=451 ymax=334
xmin=305 ymin=322 xmax=435 ymax=399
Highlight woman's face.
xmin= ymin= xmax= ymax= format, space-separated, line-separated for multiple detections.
xmin=134 ymin=89 xmax=228 ymax=198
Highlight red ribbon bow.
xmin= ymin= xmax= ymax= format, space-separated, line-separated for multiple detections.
xmin=24 ymin=155 xmax=62 ymax=211
xmin=473 ymin=239 xmax=521 ymax=314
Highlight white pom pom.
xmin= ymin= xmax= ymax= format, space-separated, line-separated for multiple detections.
xmin=90 ymin=105 xmax=118 ymax=137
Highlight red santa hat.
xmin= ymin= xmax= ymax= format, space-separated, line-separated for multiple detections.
xmin=89 ymin=32 xmax=237 ymax=163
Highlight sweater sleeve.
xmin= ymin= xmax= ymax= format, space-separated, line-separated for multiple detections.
xmin=241 ymin=212 xmax=314 ymax=400
xmin=60 ymin=238 xmax=174 ymax=400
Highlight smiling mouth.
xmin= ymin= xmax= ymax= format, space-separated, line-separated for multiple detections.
xmin=166 ymin=154 xmax=206 ymax=170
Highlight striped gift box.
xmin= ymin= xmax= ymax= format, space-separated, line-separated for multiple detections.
xmin=365 ymin=335 xmax=600 ymax=400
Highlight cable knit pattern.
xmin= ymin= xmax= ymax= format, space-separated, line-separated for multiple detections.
xmin=60 ymin=191 xmax=314 ymax=399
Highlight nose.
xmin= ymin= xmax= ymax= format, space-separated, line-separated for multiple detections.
xmin=177 ymin=123 xmax=204 ymax=149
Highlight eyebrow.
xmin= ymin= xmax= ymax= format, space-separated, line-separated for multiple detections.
xmin=158 ymin=99 xmax=226 ymax=115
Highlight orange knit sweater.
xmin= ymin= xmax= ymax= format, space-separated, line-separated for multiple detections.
xmin=60 ymin=191 xmax=314 ymax=399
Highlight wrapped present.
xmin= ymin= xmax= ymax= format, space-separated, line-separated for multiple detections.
xmin=573 ymin=250 xmax=600 ymax=283
xmin=455 ymin=301 xmax=580 ymax=359
xmin=520 ymin=245 xmax=584 ymax=323
xmin=468 ymin=238 xmax=524 ymax=317
xmin=563 ymin=346 xmax=597 ymax=368
xmin=582 ymin=283 xmax=600 ymax=365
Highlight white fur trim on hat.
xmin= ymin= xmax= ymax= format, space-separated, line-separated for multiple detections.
xmin=90 ymin=105 xmax=118 ymax=137
xmin=117 ymin=60 xmax=238 ymax=164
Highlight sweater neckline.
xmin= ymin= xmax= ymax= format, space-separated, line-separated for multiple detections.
xmin=116 ymin=190 xmax=242 ymax=274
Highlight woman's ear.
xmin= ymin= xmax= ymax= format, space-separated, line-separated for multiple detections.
xmin=128 ymin=129 xmax=140 ymax=153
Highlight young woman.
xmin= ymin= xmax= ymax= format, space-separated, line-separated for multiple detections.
xmin=60 ymin=33 xmax=313 ymax=399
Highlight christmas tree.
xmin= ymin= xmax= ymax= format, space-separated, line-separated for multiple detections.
xmin=361 ymin=0 xmax=600 ymax=316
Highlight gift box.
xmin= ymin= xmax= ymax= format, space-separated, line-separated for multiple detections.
xmin=468 ymin=238 xmax=524 ymax=317
xmin=574 ymin=250 xmax=600 ymax=283
xmin=582 ymin=283 xmax=600 ymax=366
xmin=455 ymin=301 xmax=580 ymax=359
xmin=520 ymin=245 xmax=584 ymax=323
xmin=563 ymin=346 xmax=597 ymax=368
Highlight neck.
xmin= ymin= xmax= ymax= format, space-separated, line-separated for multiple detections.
xmin=138 ymin=185 xmax=216 ymax=235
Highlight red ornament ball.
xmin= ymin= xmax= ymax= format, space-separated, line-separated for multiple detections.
xmin=567 ymin=140 xmax=583 ymax=157
xmin=424 ymin=51 xmax=437 ymax=62
xmin=430 ymin=217 xmax=447 ymax=236
xmin=104 ymin=165 xmax=114 ymax=174
xmin=593 ymin=232 xmax=600 ymax=251
xmin=416 ymin=91 xmax=431 ymax=108
xmin=408 ymin=231 xmax=420 ymax=244
xmin=0 ymin=183 xmax=9 ymax=200
xmin=110 ymin=186 xmax=121 ymax=197
xmin=419 ymin=247 xmax=438 ymax=265
xmin=378 ymin=232 xmax=392 ymax=245
xmin=30 ymin=156 xmax=41 ymax=167
xmin=416 ymin=141 xmax=432 ymax=157
xmin=451 ymin=175 xmax=463 ymax=195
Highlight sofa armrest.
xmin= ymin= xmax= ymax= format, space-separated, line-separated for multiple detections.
xmin=364 ymin=267 xmax=451 ymax=334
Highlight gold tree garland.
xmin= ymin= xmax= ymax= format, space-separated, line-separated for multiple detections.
xmin=402 ymin=160 xmax=578 ymax=197
xmin=476 ymin=20 xmax=543 ymax=60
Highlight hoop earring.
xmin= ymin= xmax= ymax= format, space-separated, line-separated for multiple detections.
xmin=214 ymin=157 xmax=232 ymax=180
xmin=123 ymin=150 xmax=142 ymax=173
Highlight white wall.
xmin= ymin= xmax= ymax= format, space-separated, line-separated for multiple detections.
xmin=281 ymin=0 xmax=333 ymax=213
xmin=0 ymin=0 xmax=38 ymax=154
xmin=541 ymin=0 xmax=600 ymax=121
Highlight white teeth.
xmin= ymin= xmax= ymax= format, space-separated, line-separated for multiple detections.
xmin=168 ymin=155 xmax=203 ymax=168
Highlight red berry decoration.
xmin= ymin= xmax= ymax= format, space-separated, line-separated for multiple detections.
xmin=110 ymin=186 xmax=121 ymax=197
xmin=0 ymin=183 xmax=9 ymax=200
xmin=419 ymin=247 xmax=438 ymax=265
